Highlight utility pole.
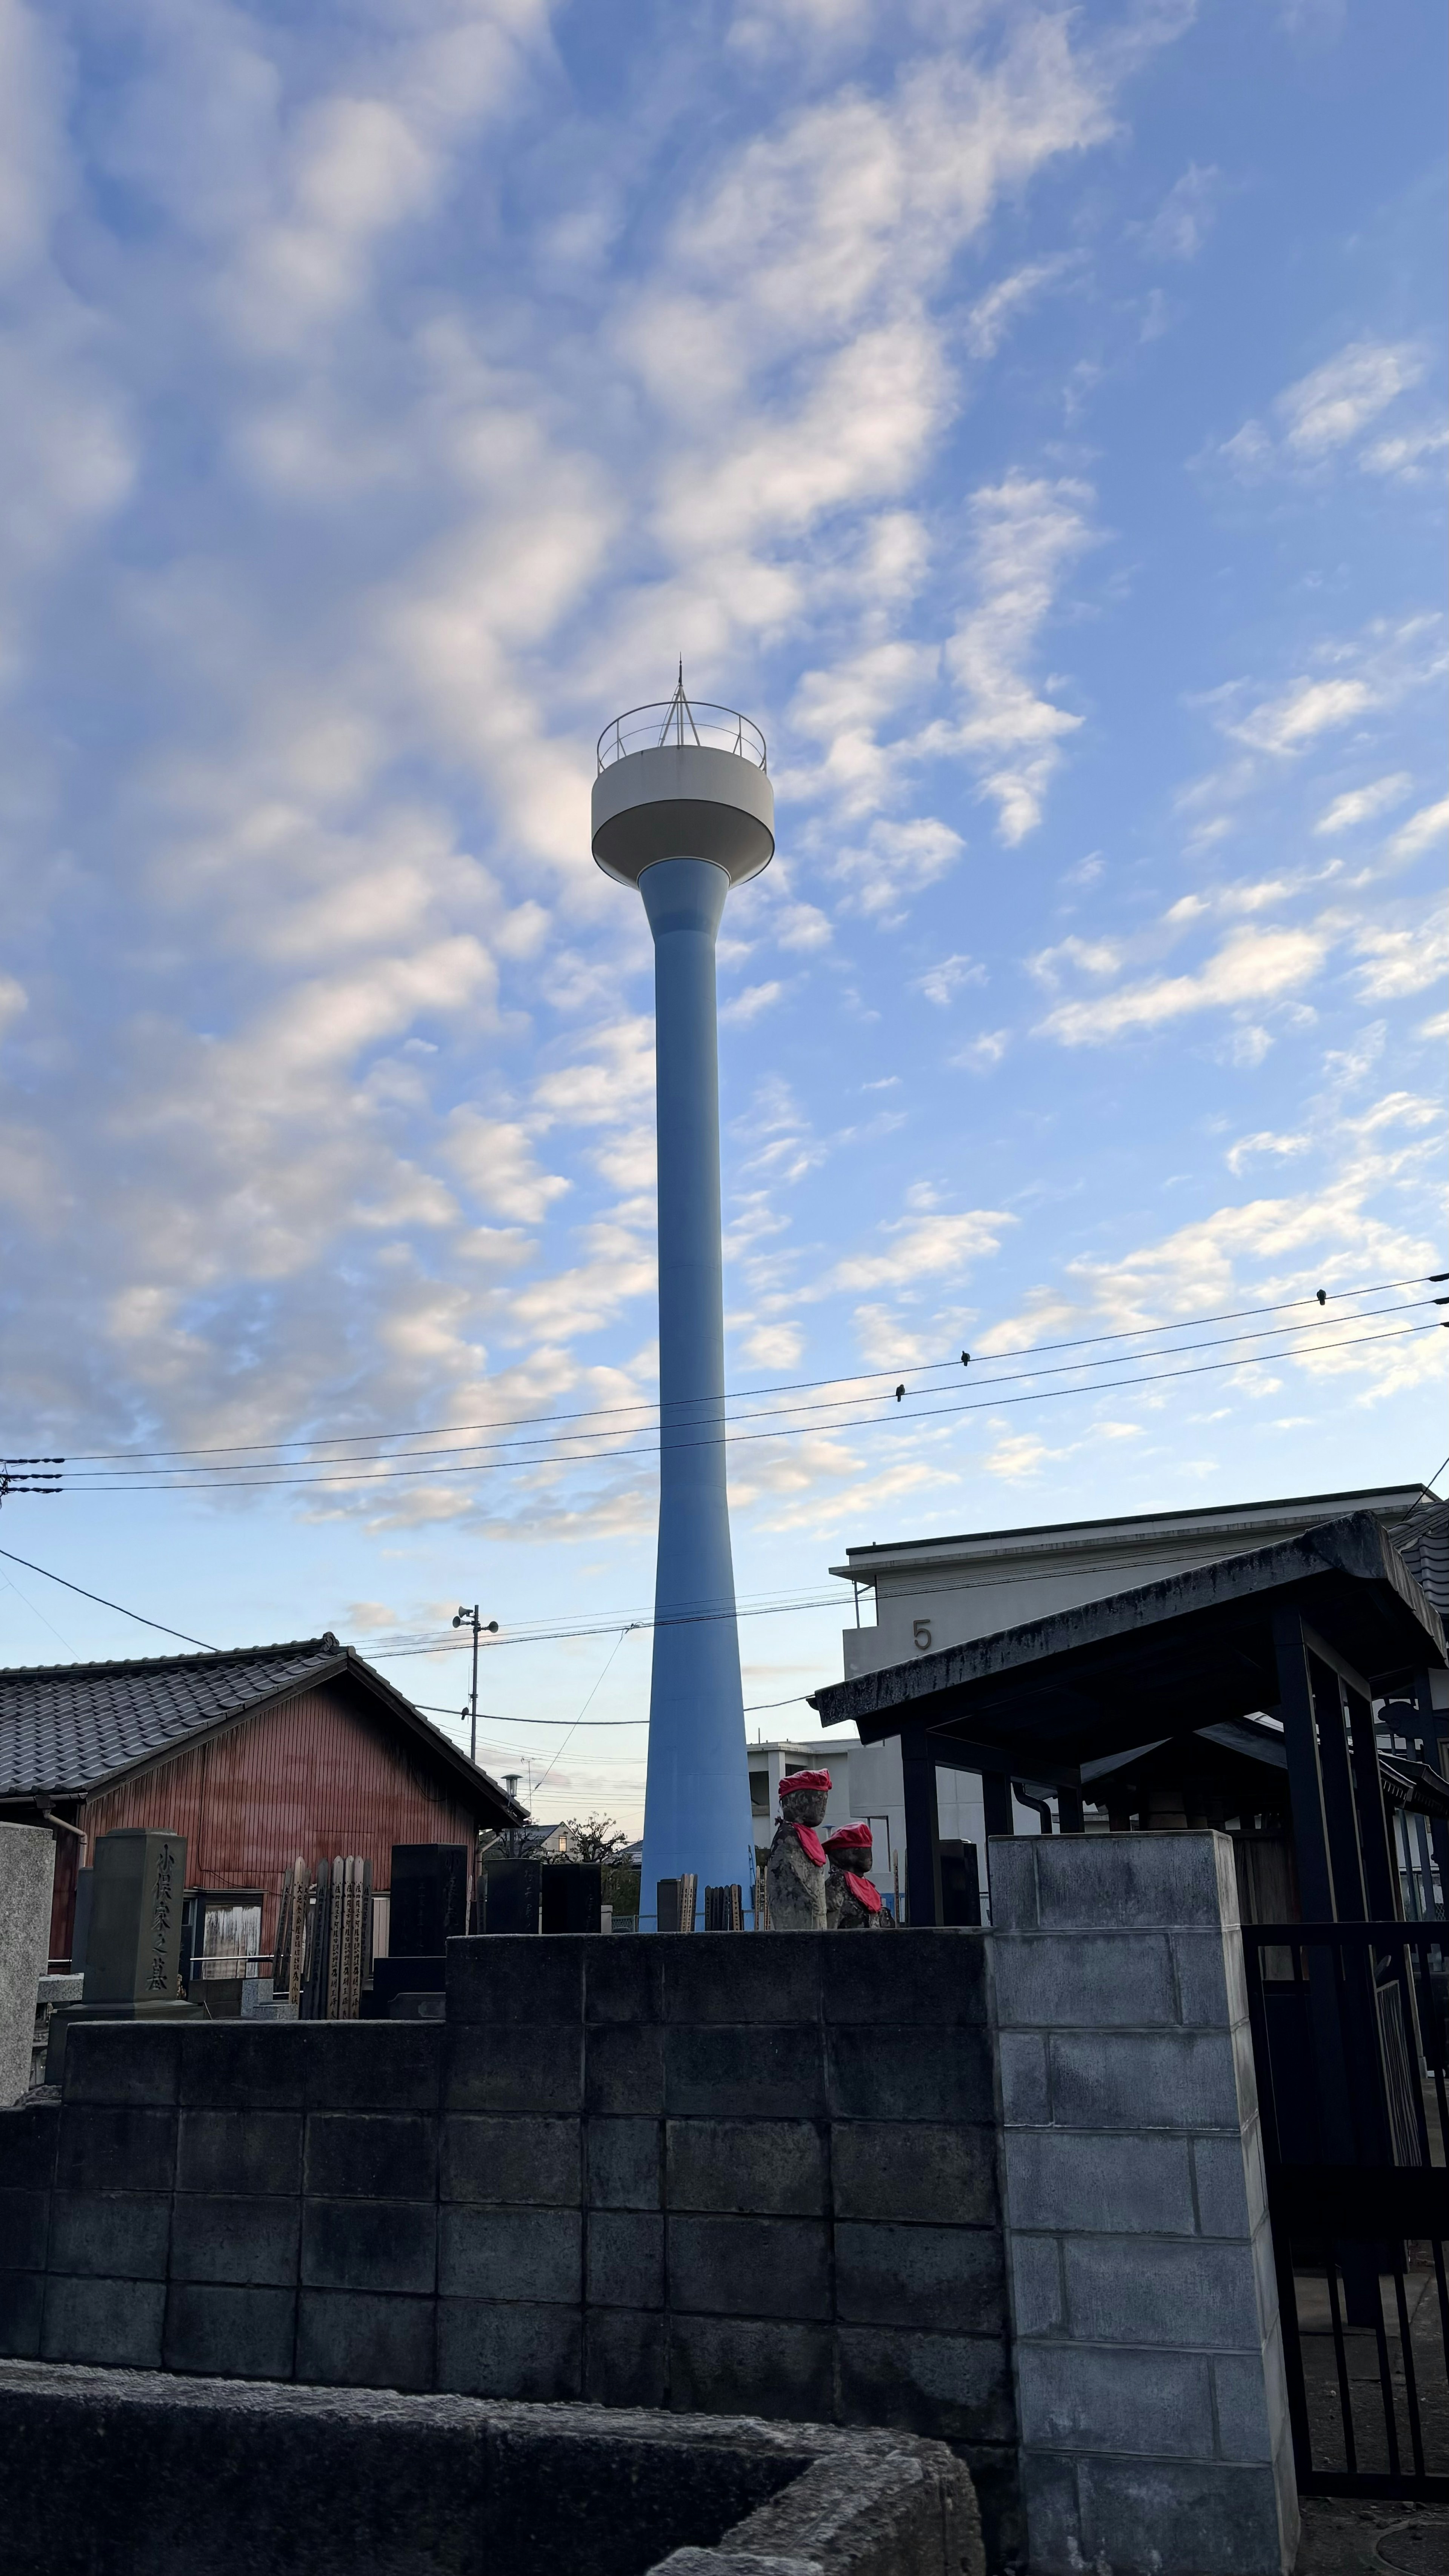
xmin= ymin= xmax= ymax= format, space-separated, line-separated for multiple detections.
xmin=452 ymin=1604 xmax=498 ymax=1765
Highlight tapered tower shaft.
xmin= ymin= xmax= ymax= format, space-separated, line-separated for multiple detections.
xmin=638 ymin=859 xmax=751 ymax=1907
xmin=591 ymin=686 xmax=774 ymax=1923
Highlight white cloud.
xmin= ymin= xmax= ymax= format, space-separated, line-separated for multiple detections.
xmin=1138 ymin=164 xmax=1220 ymax=262
xmin=1387 ymin=798 xmax=1448 ymax=863
xmin=945 ymin=473 xmax=1097 ymax=842
xmin=1314 ymin=774 xmax=1412 ymax=835
xmin=803 ymin=1206 xmax=1010 ymax=1301
xmin=1211 ymin=338 xmax=1430 ymax=482
xmin=951 ymin=1030 xmax=1009 ymax=1071
xmin=1038 ymin=924 xmax=1330 ymax=1046
xmin=1277 ymin=341 xmax=1424 ymax=459
xmin=1224 ymin=1130 xmax=1311 ymax=1177
xmin=1360 ymin=423 xmax=1449 ymax=482
xmin=1354 ymin=913 xmax=1449 ymax=1001
xmin=721 ymin=980 xmax=785 ymax=1026
xmin=1220 ymin=618 xmax=1445 ymax=757
xmin=833 ymin=817 xmax=964 ymax=920
xmin=963 ymin=252 xmax=1084 ymax=359
xmin=917 ymin=954 xmax=985 ymax=1007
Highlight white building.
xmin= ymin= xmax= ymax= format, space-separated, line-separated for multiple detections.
xmin=784 ymin=1484 xmax=1442 ymax=1918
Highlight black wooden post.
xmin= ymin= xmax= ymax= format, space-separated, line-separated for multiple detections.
xmin=1412 ymin=1671 xmax=1449 ymax=1911
xmin=1272 ymin=1609 xmax=1336 ymax=1922
xmin=901 ymin=1726 xmax=943 ymax=1928
xmin=1344 ymin=1678 xmax=1399 ymax=1920
xmin=1312 ymin=1653 xmax=1369 ymax=1922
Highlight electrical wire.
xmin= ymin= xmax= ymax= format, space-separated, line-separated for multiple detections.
xmin=0 ymin=1544 xmax=218 ymax=1651
xmin=48 ymin=1294 xmax=1446 ymax=1487
xmin=46 ymin=1269 xmax=1447 ymax=1469
xmin=529 ymin=1626 xmax=639 ymax=1802
xmin=44 ymin=1317 xmax=1446 ymax=1494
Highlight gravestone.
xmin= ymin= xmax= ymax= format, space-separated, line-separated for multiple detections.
xmin=390 ymin=1844 xmax=468 ymax=1955
xmin=45 ymin=1827 xmax=201 ymax=2079
xmin=0 ymin=1821 xmax=55 ymax=2103
xmin=84 ymin=1830 xmax=187 ymax=2002
xmin=541 ymin=1862 xmax=602 ymax=1934
xmin=482 ymin=1858 xmax=541 ymax=1934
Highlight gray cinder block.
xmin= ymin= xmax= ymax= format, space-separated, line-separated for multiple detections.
xmin=437 ymin=2295 xmax=583 ymax=2401
xmin=666 ymin=2119 xmax=826 ymax=2216
xmin=47 ymin=2192 xmax=171 ymax=2282
xmin=1017 ymin=2342 xmax=1216 ymax=2459
xmin=1048 ymin=2031 xmax=1241 ymax=2133
xmin=55 ymin=2104 xmax=177 ymax=2197
xmin=303 ymin=2111 xmax=437 ymax=2200
xmin=63 ymin=2022 xmax=180 ymax=2108
xmin=833 ymin=2221 xmax=1005 ymax=2335
xmin=668 ymin=2313 xmax=834 ymax=2423
xmin=1004 ymin=2128 xmax=1196 ymax=2236
xmin=177 ymin=2108 xmax=301 ymax=2198
xmin=439 ymin=2114 xmax=581 ymax=2208
xmin=826 ymin=2024 xmax=994 ymax=2124
xmin=829 ymin=2120 xmax=997 ymax=2226
xmin=294 ymin=2288 xmax=435 ymax=2392
xmin=835 ymin=2323 xmax=1014 ymax=2445
xmin=0 ymin=1824 xmax=52 ymax=2102
xmin=585 ymin=2305 xmax=666 ymax=2407
xmin=994 ymin=1933 xmax=1177 ymax=2031
xmin=437 ymin=2204 xmax=581 ymax=2304
xmin=666 ymin=2025 xmax=824 ymax=2121
xmin=42 ymin=2274 xmax=166 ymax=2369
xmin=1061 ymin=2235 xmax=1262 ymax=2350
xmin=587 ymin=2211 xmax=665 ymax=2309
xmin=168 ymin=2195 xmax=300 ymax=2288
xmin=162 ymin=2281 xmax=296 ymax=2381
xmin=588 ymin=2117 xmax=661 ymax=2210
xmin=667 ymin=2215 xmax=831 ymax=2322
xmin=301 ymin=2198 xmax=437 ymax=2296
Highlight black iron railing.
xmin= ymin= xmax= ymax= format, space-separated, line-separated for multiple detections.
xmin=1243 ymin=1921 xmax=1449 ymax=2498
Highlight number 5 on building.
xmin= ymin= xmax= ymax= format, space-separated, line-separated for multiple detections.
xmin=913 ymin=1619 xmax=932 ymax=1651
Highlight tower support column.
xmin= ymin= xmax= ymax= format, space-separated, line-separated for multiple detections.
xmin=637 ymin=859 xmax=754 ymax=1916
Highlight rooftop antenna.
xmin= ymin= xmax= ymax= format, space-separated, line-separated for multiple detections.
xmin=592 ymin=680 xmax=774 ymax=1923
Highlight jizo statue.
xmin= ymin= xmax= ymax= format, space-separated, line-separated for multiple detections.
xmin=765 ymin=1769 xmax=831 ymax=1931
xmin=823 ymin=1822 xmax=892 ymax=1931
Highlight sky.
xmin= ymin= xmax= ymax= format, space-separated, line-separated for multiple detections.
xmin=0 ymin=0 xmax=1444 ymax=1832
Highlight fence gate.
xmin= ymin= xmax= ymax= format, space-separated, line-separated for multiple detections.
xmin=1244 ymin=1922 xmax=1449 ymax=2498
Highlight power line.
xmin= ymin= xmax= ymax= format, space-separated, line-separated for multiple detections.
xmin=45 ymin=1318 xmax=1446 ymax=1494
xmin=45 ymin=1270 xmax=1446 ymax=1468
xmin=49 ymin=1294 xmax=1445 ymax=1487
xmin=0 ymin=1545 xmax=218 ymax=1651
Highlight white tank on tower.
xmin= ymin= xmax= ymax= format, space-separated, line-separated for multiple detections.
xmin=592 ymin=680 xmax=775 ymax=1926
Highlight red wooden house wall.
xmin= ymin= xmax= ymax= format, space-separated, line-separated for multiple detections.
xmin=56 ymin=1682 xmax=480 ymax=1962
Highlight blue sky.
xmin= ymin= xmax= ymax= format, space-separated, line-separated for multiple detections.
xmin=1 ymin=0 xmax=1444 ymax=1828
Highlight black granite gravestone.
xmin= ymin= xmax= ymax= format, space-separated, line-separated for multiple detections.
xmin=540 ymin=1862 xmax=602 ymax=1935
xmin=390 ymin=1845 xmax=468 ymax=1955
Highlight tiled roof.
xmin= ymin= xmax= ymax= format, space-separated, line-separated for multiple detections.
xmin=0 ymin=1637 xmax=344 ymax=1798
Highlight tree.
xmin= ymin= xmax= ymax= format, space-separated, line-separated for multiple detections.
xmin=561 ymin=1814 xmax=633 ymax=1865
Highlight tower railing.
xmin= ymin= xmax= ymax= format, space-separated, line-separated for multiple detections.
xmin=597 ymin=695 xmax=767 ymax=774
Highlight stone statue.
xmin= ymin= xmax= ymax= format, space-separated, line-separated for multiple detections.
xmin=764 ymin=1769 xmax=830 ymax=1931
xmin=823 ymin=1822 xmax=891 ymax=1930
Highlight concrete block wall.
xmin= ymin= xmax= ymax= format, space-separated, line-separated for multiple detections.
xmin=0 ymin=1932 xmax=1015 ymax=2553
xmin=991 ymin=1832 xmax=1298 ymax=2576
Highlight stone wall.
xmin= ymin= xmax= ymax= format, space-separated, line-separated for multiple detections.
xmin=0 ymin=2361 xmax=984 ymax=2576
xmin=991 ymin=1832 xmax=1297 ymax=2576
xmin=0 ymin=1930 xmax=1015 ymax=2554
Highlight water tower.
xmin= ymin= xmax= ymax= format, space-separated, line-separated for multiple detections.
xmin=592 ymin=677 xmax=774 ymax=1924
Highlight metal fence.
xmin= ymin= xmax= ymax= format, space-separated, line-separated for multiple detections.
xmin=1244 ymin=1921 xmax=1449 ymax=2498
